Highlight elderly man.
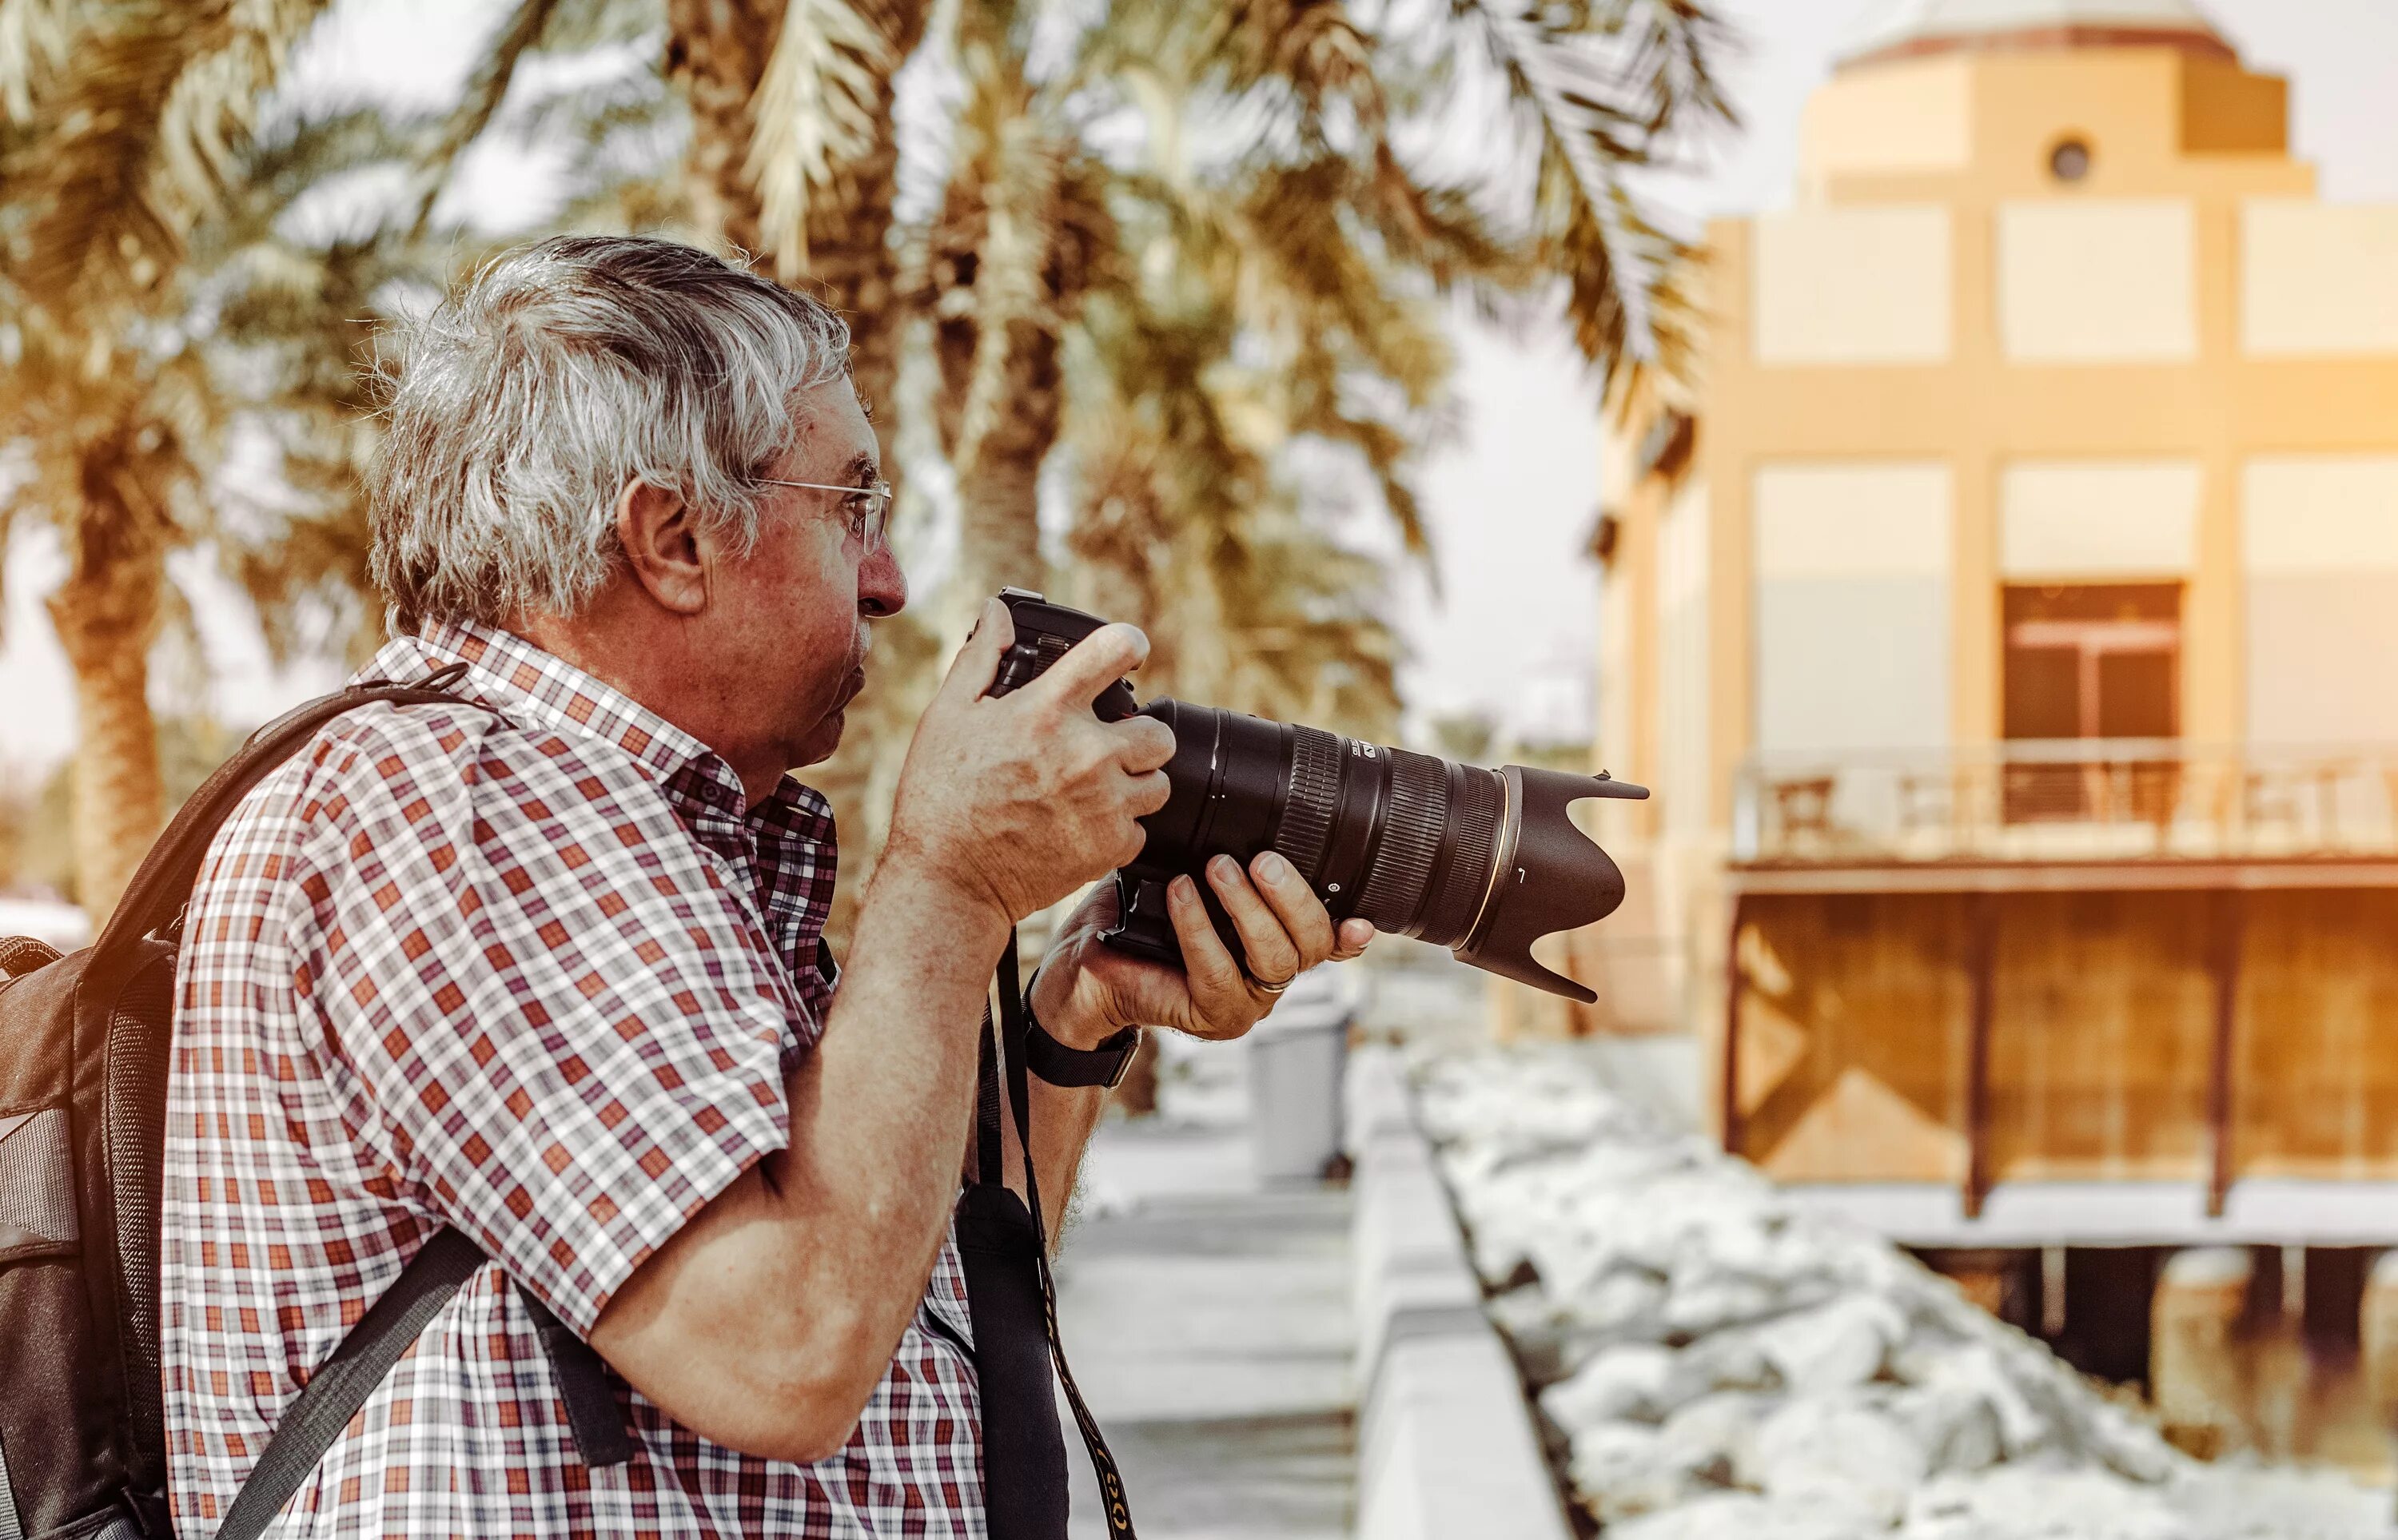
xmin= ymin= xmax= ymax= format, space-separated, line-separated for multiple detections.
xmin=160 ymin=234 xmax=1368 ymax=1537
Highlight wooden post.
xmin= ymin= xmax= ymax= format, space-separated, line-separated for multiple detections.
xmin=1722 ymin=892 xmax=1747 ymax=1157
xmin=1964 ymin=892 xmax=1998 ymax=1219
xmin=2206 ymin=889 xmax=2245 ymax=1218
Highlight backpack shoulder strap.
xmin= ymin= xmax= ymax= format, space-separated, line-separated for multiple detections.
xmin=90 ymin=663 xmax=482 ymax=961
xmin=213 ymin=1226 xmax=485 ymax=1540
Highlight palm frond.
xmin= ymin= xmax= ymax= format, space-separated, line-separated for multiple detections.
xmin=3 ymin=0 xmax=335 ymax=307
xmin=0 ymin=0 xmax=74 ymax=121
xmin=543 ymin=0 xmax=667 ymax=50
xmin=747 ymin=0 xmax=893 ymax=280
xmin=1062 ymin=270 xmax=1402 ymax=737
xmin=1446 ymin=0 xmax=1731 ymax=386
xmin=1095 ymin=0 xmax=1384 ymax=147
xmin=404 ymin=0 xmax=566 ymax=239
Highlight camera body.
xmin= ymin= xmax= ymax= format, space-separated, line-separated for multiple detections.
xmin=986 ymin=590 xmax=1225 ymax=968
xmin=986 ymin=588 xmax=1649 ymax=1001
xmin=989 ymin=590 xmax=1143 ymax=724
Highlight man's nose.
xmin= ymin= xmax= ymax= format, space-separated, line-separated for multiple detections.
xmin=858 ymin=542 xmax=907 ymax=619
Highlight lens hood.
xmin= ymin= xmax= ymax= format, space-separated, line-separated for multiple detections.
xmin=1456 ymin=767 xmax=1651 ymax=1004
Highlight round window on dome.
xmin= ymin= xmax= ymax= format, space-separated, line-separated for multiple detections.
xmin=2049 ymin=137 xmax=2093 ymax=183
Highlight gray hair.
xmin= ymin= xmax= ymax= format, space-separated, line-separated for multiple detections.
xmin=368 ymin=234 xmax=854 ymax=635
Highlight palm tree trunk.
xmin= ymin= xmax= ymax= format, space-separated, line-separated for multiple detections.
xmin=664 ymin=0 xmax=775 ymax=257
xmin=46 ymin=491 xmax=166 ymax=925
xmin=805 ymin=99 xmax=918 ymax=468
xmin=955 ymin=320 xmax=1058 ymax=600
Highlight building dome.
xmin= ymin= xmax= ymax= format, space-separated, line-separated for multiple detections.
xmin=1842 ymin=0 xmax=2236 ymax=69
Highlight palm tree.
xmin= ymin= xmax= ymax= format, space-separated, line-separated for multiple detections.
xmin=0 ymin=1 xmax=344 ymax=917
xmin=0 ymin=0 xmax=646 ymax=918
xmin=901 ymin=0 xmax=1727 ymax=675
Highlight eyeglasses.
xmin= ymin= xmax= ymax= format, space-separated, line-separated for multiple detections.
xmin=758 ymin=477 xmax=894 ymax=551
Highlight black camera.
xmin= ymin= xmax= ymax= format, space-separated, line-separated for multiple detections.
xmin=986 ymin=589 xmax=1648 ymax=1002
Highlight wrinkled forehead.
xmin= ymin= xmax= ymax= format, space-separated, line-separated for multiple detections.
xmin=777 ymin=377 xmax=881 ymax=482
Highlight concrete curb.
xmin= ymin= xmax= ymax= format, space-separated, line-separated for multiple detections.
xmin=1348 ymin=1047 xmax=1575 ymax=1540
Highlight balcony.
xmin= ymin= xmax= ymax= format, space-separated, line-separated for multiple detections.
xmin=1723 ymin=741 xmax=2398 ymax=1239
xmin=1734 ymin=739 xmax=2398 ymax=875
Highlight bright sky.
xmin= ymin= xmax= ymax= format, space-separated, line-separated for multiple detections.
xmin=4 ymin=0 xmax=2396 ymax=776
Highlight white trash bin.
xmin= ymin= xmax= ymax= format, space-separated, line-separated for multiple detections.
xmin=1246 ymin=964 xmax=1357 ymax=1184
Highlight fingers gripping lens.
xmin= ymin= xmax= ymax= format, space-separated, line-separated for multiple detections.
xmin=987 ymin=590 xmax=1650 ymax=1001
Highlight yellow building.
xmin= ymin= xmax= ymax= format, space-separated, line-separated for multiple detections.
xmin=1588 ymin=0 xmax=2398 ymax=1359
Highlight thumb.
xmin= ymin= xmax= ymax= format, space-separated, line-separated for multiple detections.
xmin=941 ymin=598 xmax=1014 ymax=702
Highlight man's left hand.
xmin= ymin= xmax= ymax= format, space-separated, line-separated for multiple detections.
xmin=1030 ymin=852 xmax=1374 ymax=1047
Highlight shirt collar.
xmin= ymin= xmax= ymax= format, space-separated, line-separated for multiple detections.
xmin=357 ymin=619 xmax=837 ymax=853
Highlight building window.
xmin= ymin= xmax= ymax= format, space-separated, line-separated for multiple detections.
xmin=2003 ymin=583 xmax=2179 ymax=740
xmin=2002 ymin=583 xmax=2181 ymax=821
xmin=2049 ymin=137 xmax=2093 ymax=183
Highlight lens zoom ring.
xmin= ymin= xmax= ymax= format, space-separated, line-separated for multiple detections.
xmin=1277 ymin=726 xmax=1341 ymax=877
xmin=1355 ymin=749 xmax=1448 ymax=933
xmin=1419 ymin=767 xmax=1502 ymax=947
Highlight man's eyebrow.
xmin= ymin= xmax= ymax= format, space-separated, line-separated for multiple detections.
xmin=845 ymin=452 xmax=882 ymax=485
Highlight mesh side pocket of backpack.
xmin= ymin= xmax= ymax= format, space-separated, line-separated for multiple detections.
xmin=106 ymin=952 xmax=177 ymax=1482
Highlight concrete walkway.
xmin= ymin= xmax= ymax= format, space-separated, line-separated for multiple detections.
xmin=1052 ymin=1037 xmax=1356 ymax=1540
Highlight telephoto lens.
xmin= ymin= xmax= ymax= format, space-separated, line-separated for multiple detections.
xmin=988 ymin=590 xmax=1648 ymax=1001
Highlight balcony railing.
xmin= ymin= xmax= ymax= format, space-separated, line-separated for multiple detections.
xmin=1733 ymin=740 xmax=2398 ymax=865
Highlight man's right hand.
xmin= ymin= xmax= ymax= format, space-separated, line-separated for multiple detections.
xmin=883 ymin=598 xmax=1177 ymax=922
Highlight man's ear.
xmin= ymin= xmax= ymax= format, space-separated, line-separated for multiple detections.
xmin=614 ymin=477 xmax=710 ymax=615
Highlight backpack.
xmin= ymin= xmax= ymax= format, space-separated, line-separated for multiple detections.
xmin=0 ymin=671 xmax=624 ymax=1540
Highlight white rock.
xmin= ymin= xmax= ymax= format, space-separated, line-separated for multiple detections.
xmin=2164 ymin=1462 xmax=2395 ymax=1539
xmin=1541 ymin=1341 xmax=1676 ymax=1430
xmin=1902 ymin=1467 xmax=2181 ymax=1540
xmin=1753 ymin=1393 xmax=1928 ymax=1525
xmin=1485 ymin=1283 xmax=1558 ymax=1336
xmin=1657 ymin=1390 xmax=1781 ymax=1484
xmin=1660 ymin=1331 xmax=1782 ymax=1407
xmin=1887 ymin=1385 xmax=2005 ymax=1477
xmin=1414 ymin=1049 xmax=2389 ymax=1540
xmin=1663 ymin=1272 xmax=1786 ymax=1337
xmin=1894 ymin=1341 xmax=2051 ymax=1458
xmin=1567 ymin=1421 xmax=1719 ymax=1522
xmin=1751 ymin=1294 xmax=1906 ymax=1395
xmin=1566 ymin=1267 xmax=1671 ymax=1338
xmin=1608 ymin=1491 xmax=1898 ymax=1540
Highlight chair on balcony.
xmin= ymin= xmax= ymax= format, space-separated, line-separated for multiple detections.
xmin=2378 ymin=765 xmax=2398 ymax=854
xmin=2302 ymin=758 xmax=2358 ymax=850
xmin=2243 ymin=767 xmax=2304 ymax=852
xmin=1770 ymin=775 xmax=1837 ymax=855
xmin=1895 ymin=770 xmax=1960 ymax=857
xmin=2123 ymin=758 xmax=2182 ymax=850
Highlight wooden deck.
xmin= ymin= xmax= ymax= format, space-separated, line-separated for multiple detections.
xmin=1715 ymin=880 xmax=2398 ymax=1240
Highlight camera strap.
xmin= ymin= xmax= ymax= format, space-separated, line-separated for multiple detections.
xmin=954 ymin=934 xmax=1137 ymax=1540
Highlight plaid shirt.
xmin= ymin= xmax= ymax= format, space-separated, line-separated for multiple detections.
xmin=162 ymin=619 xmax=982 ymax=1538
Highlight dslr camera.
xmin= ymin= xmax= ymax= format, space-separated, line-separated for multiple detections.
xmin=987 ymin=589 xmax=1648 ymax=1001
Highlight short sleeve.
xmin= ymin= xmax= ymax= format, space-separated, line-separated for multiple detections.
xmin=285 ymin=706 xmax=802 ymax=1337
